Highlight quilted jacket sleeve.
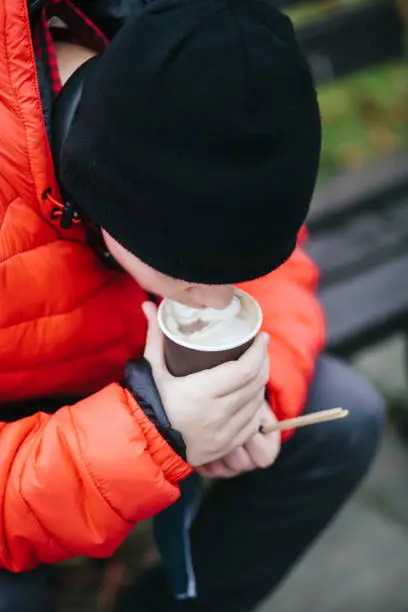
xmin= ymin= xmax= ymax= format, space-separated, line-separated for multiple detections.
xmin=238 ymin=229 xmax=326 ymax=438
xmin=0 ymin=384 xmax=191 ymax=572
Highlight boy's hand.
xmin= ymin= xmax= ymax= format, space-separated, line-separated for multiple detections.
xmin=197 ymin=402 xmax=281 ymax=478
xmin=143 ymin=302 xmax=270 ymax=467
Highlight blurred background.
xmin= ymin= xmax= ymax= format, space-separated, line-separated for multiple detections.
xmin=284 ymin=0 xmax=408 ymax=180
xmin=54 ymin=1 xmax=408 ymax=610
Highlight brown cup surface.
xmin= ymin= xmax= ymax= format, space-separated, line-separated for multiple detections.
xmin=164 ymin=336 xmax=254 ymax=377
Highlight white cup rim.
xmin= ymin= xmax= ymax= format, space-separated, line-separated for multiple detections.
xmin=157 ymin=288 xmax=263 ymax=352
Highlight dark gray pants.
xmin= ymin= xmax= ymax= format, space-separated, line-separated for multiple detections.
xmin=0 ymin=355 xmax=386 ymax=612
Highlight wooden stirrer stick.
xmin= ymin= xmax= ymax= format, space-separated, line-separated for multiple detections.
xmin=261 ymin=407 xmax=349 ymax=435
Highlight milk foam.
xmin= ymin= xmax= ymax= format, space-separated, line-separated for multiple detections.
xmin=164 ymin=296 xmax=254 ymax=348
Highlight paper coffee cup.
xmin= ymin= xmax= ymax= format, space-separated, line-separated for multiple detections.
xmin=158 ymin=289 xmax=263 ymax=377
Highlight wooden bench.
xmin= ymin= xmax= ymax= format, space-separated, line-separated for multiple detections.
xmin=307 ymin=150 xmax=408 ymax=358
xmin=277 ymin=0 xmax=408 ymax=358
xmin=281 ymin=0 xmax=404 ymax=85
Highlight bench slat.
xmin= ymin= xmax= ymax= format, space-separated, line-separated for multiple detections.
xmin=296 ymin=0 xmax=404 ymax=84
xmin=321 ymin=254 xmax=408 ymax=356
xmin=307 ymin=196 xmax=408 ymax=286
xmin=308 ymin=149 xmax=408 ymax=229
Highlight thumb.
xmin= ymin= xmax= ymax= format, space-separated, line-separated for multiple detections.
xmin=142 ymin=302 xmax=166 ymax=374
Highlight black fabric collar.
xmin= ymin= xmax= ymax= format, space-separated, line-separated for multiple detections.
xmin=35 ymin=56 xmax=54 ymax=145
xmin=28 ymin=0 xmax=47 ymax=16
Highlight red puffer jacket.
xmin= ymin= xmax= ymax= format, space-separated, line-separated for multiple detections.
xmin=0 ymin=0 xmax=325 ymax=573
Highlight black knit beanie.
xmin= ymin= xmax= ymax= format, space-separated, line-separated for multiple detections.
xmin=61 ymin=0 xmax=321 ymax=284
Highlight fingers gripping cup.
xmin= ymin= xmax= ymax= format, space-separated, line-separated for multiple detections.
xmin=158 ymin=289 xmax=263 ymax=376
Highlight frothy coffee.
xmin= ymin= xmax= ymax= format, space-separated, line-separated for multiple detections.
xmin=162 ymin=295 xmax=255 ymax=349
